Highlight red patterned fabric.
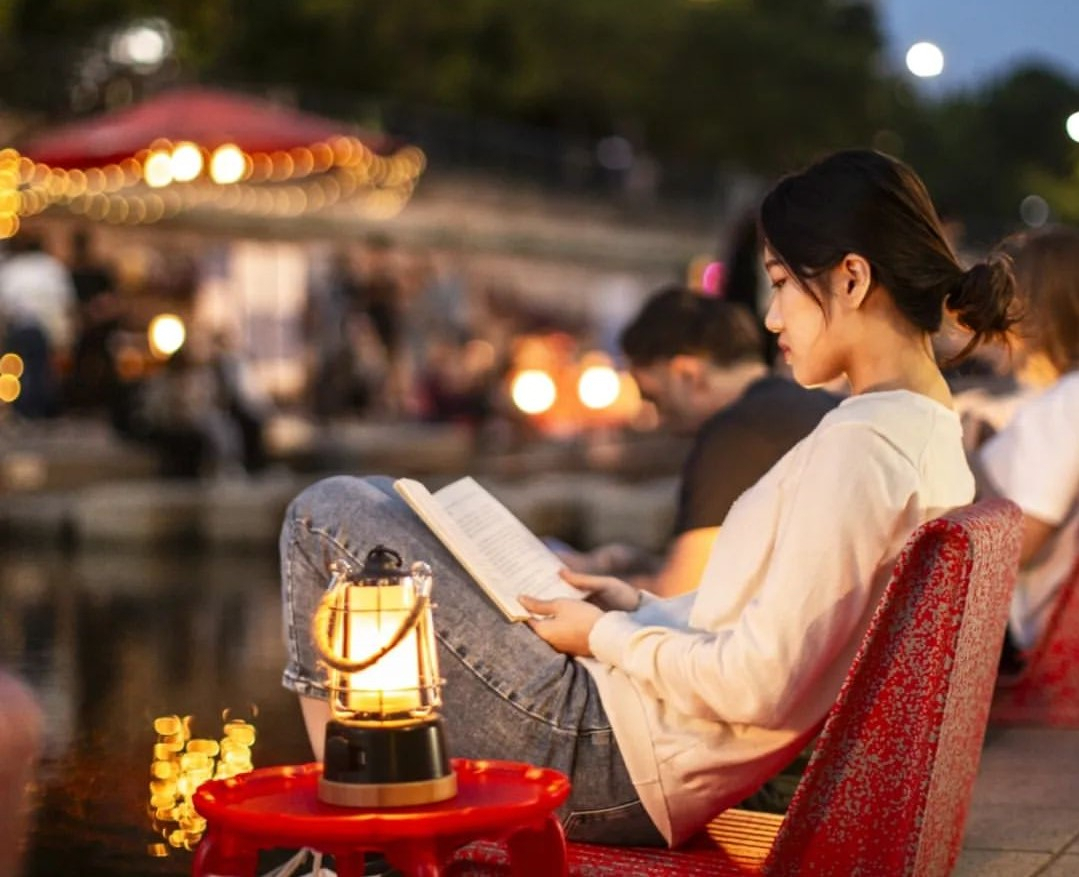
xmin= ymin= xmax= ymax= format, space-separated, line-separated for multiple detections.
xmin=991 ymin=546 xmax=1079 ymax=728
xmin=449 ymin=500 xmax=1022 ymax=877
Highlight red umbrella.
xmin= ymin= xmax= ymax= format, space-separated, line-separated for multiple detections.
xmin=17 ymin=85 xmax=396 ymax=169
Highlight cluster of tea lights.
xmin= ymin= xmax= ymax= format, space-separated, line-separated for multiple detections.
xmin=147 ymin=711 xmax=257 ymax=855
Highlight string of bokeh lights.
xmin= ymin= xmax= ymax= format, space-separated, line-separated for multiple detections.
xmin=0 ymin=134 xmax=427 ymax=239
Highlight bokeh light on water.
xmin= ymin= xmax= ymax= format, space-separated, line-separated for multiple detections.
xmin=0 ymin=546 xmax=313 ymax=876
xmin=147 ymin=712 xmax=256 ymax=854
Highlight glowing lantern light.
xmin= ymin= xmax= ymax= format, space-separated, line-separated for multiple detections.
xmin=210 ymin=145 xmax=246 ymax=184
xmin=578 ymin=363 xmax=621 ymax=410
xmin=314 ymin=547 xmax=455 ymax=807
xmin=511 ymin=369 xmax=557 ymax=415
xmin=170 ymin=142 xmax=204 ymax=182
xmin=148 ymin=314 xmax=186 ymax=358
xmin=144 ymin=150 xmax=174 ymax=188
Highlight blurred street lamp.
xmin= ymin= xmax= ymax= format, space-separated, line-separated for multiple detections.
xmin=1066 ymin=112 xmax=1079 ymax=143
xmin=905 ymin=42 xmax=944 ymax=78
xmin=109 ymin=19 xmax=174 ymax=74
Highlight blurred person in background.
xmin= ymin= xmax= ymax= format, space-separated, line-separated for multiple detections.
xmin=0 ymin=231 xmax=76 ymax=420
xmin=133 ymin=333 xmax=269 ymax=479
xmin=351 ymin=234 xmax=409 ymax=417
xmin=65 ymin=227 xmax=123 ymax=416
xmin=973 ymin=225 xmax=1079 ymax=671
xmin=556 ymin=284 xmax=840 ymax=596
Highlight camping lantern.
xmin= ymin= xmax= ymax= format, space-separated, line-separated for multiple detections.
xmin=313 ymin=545 xmax=456 ymax=807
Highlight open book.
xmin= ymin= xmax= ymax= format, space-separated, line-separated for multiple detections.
xmin=394 ymin=476 xmax=585 ymax=621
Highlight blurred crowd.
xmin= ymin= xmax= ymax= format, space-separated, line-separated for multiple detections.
xmin=0 ymin=213 xmax=1075 ymax=498
xmin=0 ymin=225 xmax=606 ymax=480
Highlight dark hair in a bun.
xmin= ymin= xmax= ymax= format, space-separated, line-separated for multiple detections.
xmin=760 ymin=149 xmax=1019 ymax=361
xmin=944 ymin=254 xmax=1020 ymax=359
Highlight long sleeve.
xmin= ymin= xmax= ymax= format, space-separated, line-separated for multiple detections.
xmin=589 ymin=423 xmax=917 ymax=728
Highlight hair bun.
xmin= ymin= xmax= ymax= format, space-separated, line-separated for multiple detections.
xmin=946 ymin=255 xmax=1019 ymax=338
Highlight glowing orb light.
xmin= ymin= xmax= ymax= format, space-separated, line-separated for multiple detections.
xmin=511 ymin=369 xmax=557 ymax=415
xmin=210 ymin=145 xmax=246 ymax=184
xmin=906 ymin=42 xmax=944 ymax=78
xmin=170 ymin=142 xmax=204 ymax=182
xmin=578 ymin=364 xmax=621 ymax=410
xmin=148 ymin=314 xmax=186 ymax=359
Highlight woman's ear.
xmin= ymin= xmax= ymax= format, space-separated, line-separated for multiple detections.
xmin=836 ymin=253 xmax=873 ymax=310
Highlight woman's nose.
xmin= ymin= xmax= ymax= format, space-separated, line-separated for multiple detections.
xmin=764 ymin=295 xmax=782 ymax=334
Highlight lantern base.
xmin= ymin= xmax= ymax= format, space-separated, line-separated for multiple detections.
xmin=318 ymin=717 xmax=457 ymax=808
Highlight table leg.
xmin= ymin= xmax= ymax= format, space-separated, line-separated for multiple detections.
xmin=505 ymin=814 xmax=567 ymax=877
xmin=333 ymin=850 xmax=374 ymax=877
xmin=384 ymin=838 xmax=441 ymax=876
xmin=190 ymin=826 xmax=260 ymax=877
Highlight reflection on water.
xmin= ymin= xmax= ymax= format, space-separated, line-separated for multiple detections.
xmin=0 ymin=544 xmax=315 ymax=877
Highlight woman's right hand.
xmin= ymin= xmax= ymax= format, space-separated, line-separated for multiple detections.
xmin=559 ymin=568 xmax=642 ymax=612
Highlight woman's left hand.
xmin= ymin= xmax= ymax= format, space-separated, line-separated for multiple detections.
xmin=519 ymin=595 xmax=604 ymax=657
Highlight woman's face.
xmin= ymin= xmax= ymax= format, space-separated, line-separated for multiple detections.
xmin=762 ymin=247 xmax=846 ymax=387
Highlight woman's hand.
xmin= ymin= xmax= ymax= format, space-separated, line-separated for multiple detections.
xmin=559 ymin=568 xmax=643 ymax=612
xmin=520 ymin=596 xmax=604 ymax=657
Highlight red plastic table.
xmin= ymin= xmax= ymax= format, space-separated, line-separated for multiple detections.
xmin=191 ymin=758 xmax=571 ymax=877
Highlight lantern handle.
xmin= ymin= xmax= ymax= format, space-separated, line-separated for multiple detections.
xmin=312 ymin=561 xmax=434 ymax=674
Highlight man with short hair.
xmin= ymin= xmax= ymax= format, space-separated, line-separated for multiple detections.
xmin=559 ymin=284 xmax=841 ymax=596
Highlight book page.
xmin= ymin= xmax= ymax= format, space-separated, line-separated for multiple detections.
xmin=395 ymin=477 xmax=584 ymax=620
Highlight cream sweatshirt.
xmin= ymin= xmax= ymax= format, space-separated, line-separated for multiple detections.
xmin=582 ymin=390 xmax=974 ymax=846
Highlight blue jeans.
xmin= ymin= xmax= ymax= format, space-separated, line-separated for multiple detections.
xmin=279 ymin=475 xmax=664 ymax=846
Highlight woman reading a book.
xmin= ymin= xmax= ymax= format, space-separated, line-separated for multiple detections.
xmin=279 ymin=149 xmax=1017 ymax=848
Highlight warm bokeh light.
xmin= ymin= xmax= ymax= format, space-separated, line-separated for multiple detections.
xmin=578 ymin=363 xmax=621 ymax=410
xmin=209 ymin=144 xmax=246 ymax=184
xmin=0 ymin=373 xmax=20 ymax=403
xmin=1066 ymin=112 xmax=1079 ymax=143
xmin=906 ymin=42 xmax=944 ymax=78
xmin=148 ymin=314 xmax=186 ymax=359
xmin=143 ymin=150 xmax=173 ymax=188
xmin=148 ymin=712 xmax=255 ymax=854
xmin=169 ymin=142 xmax=203 ymax=182
xmin=511 ymin=369 xmax=557 ymax=415
xmin=0 ymin=352 xmax=24 ymax=377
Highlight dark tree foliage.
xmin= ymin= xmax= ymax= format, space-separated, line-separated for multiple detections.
xmin=893 ymin=63 xmax=1079 ymax=244
xmin=4 ymin=0 xmax=1079 ymax=237
xmin=2 ymin=0 xmax=885 ymax=174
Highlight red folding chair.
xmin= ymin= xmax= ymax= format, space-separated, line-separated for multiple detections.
xmin=449 ymin=499 xmax=1022 ymax=876
xmin=991 ymin=544 xmax=1079 ymax=728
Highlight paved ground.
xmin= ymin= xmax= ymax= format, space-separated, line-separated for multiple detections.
xmin=958 ymin=726 xmax=1079 ymax=875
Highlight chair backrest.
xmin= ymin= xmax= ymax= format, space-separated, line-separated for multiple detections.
xmin=992 ymin=541 xmax=1079 ymax=726
xmin=1023 ymin=545 xmax=1079 ymax=686
xmin=765 ymin=499 xmax=1022 ymax=877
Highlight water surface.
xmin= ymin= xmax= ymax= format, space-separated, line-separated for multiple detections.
xmin=1 ymin=544 xmax=315 ymax=876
